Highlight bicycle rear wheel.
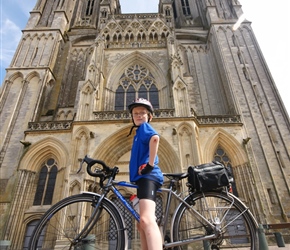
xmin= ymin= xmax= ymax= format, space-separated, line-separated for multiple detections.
xmin=29 ymin=193 xmax=126 ymax=250
xmin=172 ymin=191 xmax=258 ymax=250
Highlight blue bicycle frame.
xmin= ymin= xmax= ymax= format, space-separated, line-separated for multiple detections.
xmin=112 ymin=181 xmax=140 ymax=221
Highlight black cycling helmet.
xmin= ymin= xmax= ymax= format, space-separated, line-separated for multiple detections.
xmin=128 ymin=98 xmax=154 ymax=114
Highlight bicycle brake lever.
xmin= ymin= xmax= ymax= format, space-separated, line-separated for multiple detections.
xmin=77 ymin=158 xmax=85 ymax=174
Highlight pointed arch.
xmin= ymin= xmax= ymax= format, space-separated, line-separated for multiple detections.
xmin=92 ymin=125 xmax=180 ymax=174
xmin=107 ymin=51 xmax=166 ymax=91
xmin=66 ymin=109 xmax=74 ymax=120
xmin=31 ymin=33 xmax=39 ymax=40
xmin=173 ymin=77 xmax=190 ymax=117
xmin=74 ymin=126 xmax=90 ymax=140
xmin=176 ymin=122 xmax=200 ymax=168
xmin=106 ymin=51 xmax=169 ymax=110
xmin=25 ymin=71 xmax=41 ymax=82
xmin=81 ymin=80 xmax=95 ymax=95
xmin=76 ymin=81 xmax=95 ymax=120
xmin=23 ymin=33 xmax=32 ymax=40
xmin=8 ymin=72 xmax=24 ymax=82
xmin=202 ymin=128 xmax=248 ymax=165
xmin=19 ymin=137 xmax=69 ymax=172
xmin=57 ymin=110 xmax=66 ymax=120
xmin=71 ymin=126 xmax=90 ymax=171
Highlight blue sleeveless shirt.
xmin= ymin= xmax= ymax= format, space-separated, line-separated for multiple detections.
xmin=129 ymin=123 xmax=163 ymax=185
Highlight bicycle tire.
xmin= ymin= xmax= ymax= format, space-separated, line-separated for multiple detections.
xmin=171 ymin=191 xmax=258 ymax=250
xmin=29 ymin=193 xmax=127 ymax=250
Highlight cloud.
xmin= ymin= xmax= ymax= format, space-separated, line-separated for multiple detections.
xmin=0 ymin=18 xmax=22 ymax=65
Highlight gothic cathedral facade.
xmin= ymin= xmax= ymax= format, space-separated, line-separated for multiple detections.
xmin=0 ymin=0 xmax=289 ymax=248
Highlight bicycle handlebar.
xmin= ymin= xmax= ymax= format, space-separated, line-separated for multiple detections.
xmin=78 ymin=155 xmax=115 ymax=178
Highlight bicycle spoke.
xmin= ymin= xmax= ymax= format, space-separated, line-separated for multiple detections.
xmin=29 ymin=194 xmax=126 ymax=250
xmin=172 ymin=191 xmax=258 ymax=250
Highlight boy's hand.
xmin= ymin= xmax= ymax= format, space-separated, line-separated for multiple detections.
xmin=138 ymin=163 xmax=154 ymax=175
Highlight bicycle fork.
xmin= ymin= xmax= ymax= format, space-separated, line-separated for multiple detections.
xmin=74 ymin=166 xmax=122 ymax=244
xmin=72 ymin=193 xmax=107 ymax=246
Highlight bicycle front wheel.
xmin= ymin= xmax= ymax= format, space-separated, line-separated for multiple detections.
xmin=172 ymin=191 xmax=258 ymax=250
xmin=29 ymin=193 xmax=126 ymax=250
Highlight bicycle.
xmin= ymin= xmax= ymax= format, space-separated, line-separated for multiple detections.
xmin=29 ymin=155 xmax=259 ymax=249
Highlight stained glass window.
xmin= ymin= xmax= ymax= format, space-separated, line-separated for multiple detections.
xmin=213 ymin=147 xmax=238 ymax=196
xmin=33 ymin=158 xmax=58 ymax=206
xmin=115 ymin=64 xmax=159 ymax=110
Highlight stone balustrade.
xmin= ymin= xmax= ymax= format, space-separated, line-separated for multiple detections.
xmin=27 ymin=110 xmax=241 ymax=131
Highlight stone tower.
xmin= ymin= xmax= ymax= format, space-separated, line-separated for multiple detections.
xmin=0 ymin=0 xmax=289 ymax=248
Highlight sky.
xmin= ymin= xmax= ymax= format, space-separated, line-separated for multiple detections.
xmin=0 ymin=0 xmax=289 ymax=115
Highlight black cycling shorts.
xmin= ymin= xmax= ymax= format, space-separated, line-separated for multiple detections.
xmin=136 ymin=178 xmax=161 ymax=201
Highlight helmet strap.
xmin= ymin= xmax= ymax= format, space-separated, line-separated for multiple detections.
xmin=127 ymin=124 xmax=138 ymax=137
xmin=127 ymin=113 xmax=152 ymax=137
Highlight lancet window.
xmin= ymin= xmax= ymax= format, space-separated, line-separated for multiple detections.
xmin=181 ymin=0 xmax=191 ymax=16
xmin=85 ymin=0 xmax=95 ymax=16
xmin=213 ymin=147 xmax=238 ymax=196
xmin=33 ymin=158 xmax=58 ymax=206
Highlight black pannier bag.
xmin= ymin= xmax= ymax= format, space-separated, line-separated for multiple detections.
xmin=187 ymin=161 xmax=232 ymax=191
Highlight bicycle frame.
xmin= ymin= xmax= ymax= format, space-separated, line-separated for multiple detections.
xmin=112 ymin=181 xmax=140 ymax=221
xmin=111 ymin=180 xmax=223 ymax=249
xmin=76 ymin=155 xmax=258 ymax=249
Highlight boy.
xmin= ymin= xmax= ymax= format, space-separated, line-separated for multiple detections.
xmin=128 ymin=98 xmax=163 ymax=250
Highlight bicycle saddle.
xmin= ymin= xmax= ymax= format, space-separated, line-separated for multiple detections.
xmin=163 ymin=172 xmax=188 ymax=180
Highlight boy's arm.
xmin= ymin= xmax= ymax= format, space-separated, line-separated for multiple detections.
xmin=148 ymin=134 xmax=159 ymax=166
xmin=138 ymin=134 xmax=160 ymax=175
